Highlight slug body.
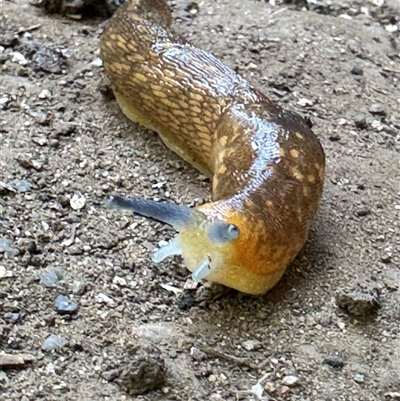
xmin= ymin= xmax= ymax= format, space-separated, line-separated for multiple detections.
xmin=101 ymin=0 xmax=325 ymax=295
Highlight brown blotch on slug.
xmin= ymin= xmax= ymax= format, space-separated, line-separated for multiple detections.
xmin=101 ymin=0 xmax=326 ymax=295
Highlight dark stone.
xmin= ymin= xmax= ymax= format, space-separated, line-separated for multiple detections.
xmin=351 ymin=66 xmax=363 ymax=76
xmin=323 ymin=356 xmax=345 ymax=368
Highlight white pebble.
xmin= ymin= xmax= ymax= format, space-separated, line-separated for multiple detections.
xmin=70 ymin=194 xmax=86 ymax=210
xmin=298 ymin=97 xmax=314 ymax=107
xmin=282 ymin=375 xmax=300 ymax=387
xmin=11 ymin=52 xmax=28 ymax=65
xmin=95 ymin=293 xmax=116 ymax=306
xmin=91 ymin=57 xmax=103 ymax=67
xmin=113 ymin=276 xmax=127 ymax=286
xmin=39 ymin=89 xmax=52 ymax=99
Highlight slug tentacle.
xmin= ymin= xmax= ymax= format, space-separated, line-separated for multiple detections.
xmin=101 ymin=0 xmax=325 ymax=294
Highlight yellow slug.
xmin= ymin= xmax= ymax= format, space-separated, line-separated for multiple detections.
xmin=100 ymin=0 xmax=326 ymax=295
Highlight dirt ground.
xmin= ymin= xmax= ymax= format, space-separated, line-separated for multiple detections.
xmin=1 ymin=0 xmax=399 ymax=400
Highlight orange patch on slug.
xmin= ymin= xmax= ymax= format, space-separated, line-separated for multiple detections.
xmin=290 ymin=149 xmax=299 ymax=158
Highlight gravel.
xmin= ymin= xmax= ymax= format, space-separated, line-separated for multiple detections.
xmin=1 ymin=0 xmax=399 ymax=399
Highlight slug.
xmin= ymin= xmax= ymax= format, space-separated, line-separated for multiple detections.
xmin=100 ymin=0 xmax=326 ymax=295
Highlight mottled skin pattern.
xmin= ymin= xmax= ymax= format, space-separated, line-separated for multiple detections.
xmin=100 ymin=0 xmax=325 ymax=294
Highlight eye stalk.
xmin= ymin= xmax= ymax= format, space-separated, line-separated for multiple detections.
xmin=105 ymin=195 xmax=206 ymax=229
xmin=208 ymin=221 xmax=240 ymax=244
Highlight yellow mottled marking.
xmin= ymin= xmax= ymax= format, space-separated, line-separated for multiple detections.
xmin=134 ymin=73 xmax=147 ymax=82
xmin=291 ymin=167 xmax=304 ymax=181
xmin=140 ymin=93 xmax=155 ymax=103
xmin=172 ymin=109 xmax=186 ymax=118
xmin=160 ymin=98 xmax=179 ymax=109
xmin=164 ymin=69 xmax=176 ymax=77
xmin=307 ymin=175 xmax=316 ymax=184
xmin=127 ymin=43 xmax=138 ymax=52
xmin=195 ymin=124 xmax=209 ymax=134
xmin=303 ymin=186 xmax=309 ymax=197
xmin=203 ymin=109 xmax=212 ymax=118
xmin=297 ymin=208 xmax=303 ymax=222
xmin=190 ymin=93 xmax=203 ymax=101
xmin=116 ymin=42 xmax=127 ymax=51
xmin=266 ymin=200 xmax=274 ymax=207
xmin=218 ymin=164 xmax=227 ymax=175
xmin=279 ymin=148 xmax=286 ymax=158
xmin=192 ymin=117 xmax=203 ymax=126
xmin=153 ymin=90 xmax=167 ymax=99
xmin=169 ymin=122 xmax=180 ymax=133
xmin=219 ymin=136 xmax=228 ymax=147
xmin=290 ymin=149 xmax=299 ymax=158
xmin=295 ymin=132 xmax=304 ymax=140
xmin=319 ymin=166 xmax=325 ymax=181
xmin=178 ymin=100 xmax=189 ymax=109
xmin=191 ymin=106 xmax=202 ymax=114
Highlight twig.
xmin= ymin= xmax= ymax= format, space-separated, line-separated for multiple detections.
xmin=197 ymin=345 xmax=257 ymax=369
xmin=15 ymin=24 xmax=41 ymax=35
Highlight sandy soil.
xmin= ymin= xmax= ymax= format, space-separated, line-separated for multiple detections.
xmin=1 ymin=0 xmax=399 ymax=400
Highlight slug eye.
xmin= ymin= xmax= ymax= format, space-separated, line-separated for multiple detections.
xmin=208 ymin=221 xmax=240 ymax=244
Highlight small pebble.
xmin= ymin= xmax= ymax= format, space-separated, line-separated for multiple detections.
xmin=297 ymin=97 xmax=313 ymax=107
xmin=353 ymin=114 xmax=368 ymax=129
xmin=369 ymin=104 xmax=386 ymax=116
xmin=336 ymin=284 xmax=381 ymax=317
xmin=0 ymin=265 xmax=6 ymax=279
xmin=0 ymin=238 xmax=19 ymax=257
xmin=40 ymin=269 xmax=63 ymax=288
xmin=355 ymin=208 xmax=370 ymax=217
xmin=282 ymin=375 xmax=300 ymax=387
xmin=323 ymin=356 xmax=345 ymax=368
xmin=8 ymin=179 xmax=32 ymax=193
xmin=351 ymin=66 xmax=363 ymax=76
xmin=10 ymin=313 xmax=20 ymax=323
xmin=70 ymin=194 xmax=86 ymax=210
xmin=190 ymin=347 xmax=206 ymax=361
xmin=11 ymin=52 xmax=28 ymax=65
xmin=38 ymin=89 xmax=52 ymax=99
xmin=54 ymin=294 xmax=79 ymax=314
xmin=353 ymin=373 xmax=365 ymax=383
xmin=95 ymin=293 xmax=116 ymax=306
xmin=91 ymin=57 xmax=103 ymax=67
xmin=0 ymin=371 xmax=7 ymax=382
xmin=42 ymin=334 xmax=67 ymax=351
xmin=72 ymin=280 xmax=87 ymax=295
xmin=242 ymin=340 xmax=261 ymax=351
xmin=0 ymin=353 xmax=34 ymax=368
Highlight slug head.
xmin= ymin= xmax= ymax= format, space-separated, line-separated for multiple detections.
xmin=106 ymin=196 xmax=241 ymax=283
xmin=106 ymin=196 xmax=291 ymax=294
